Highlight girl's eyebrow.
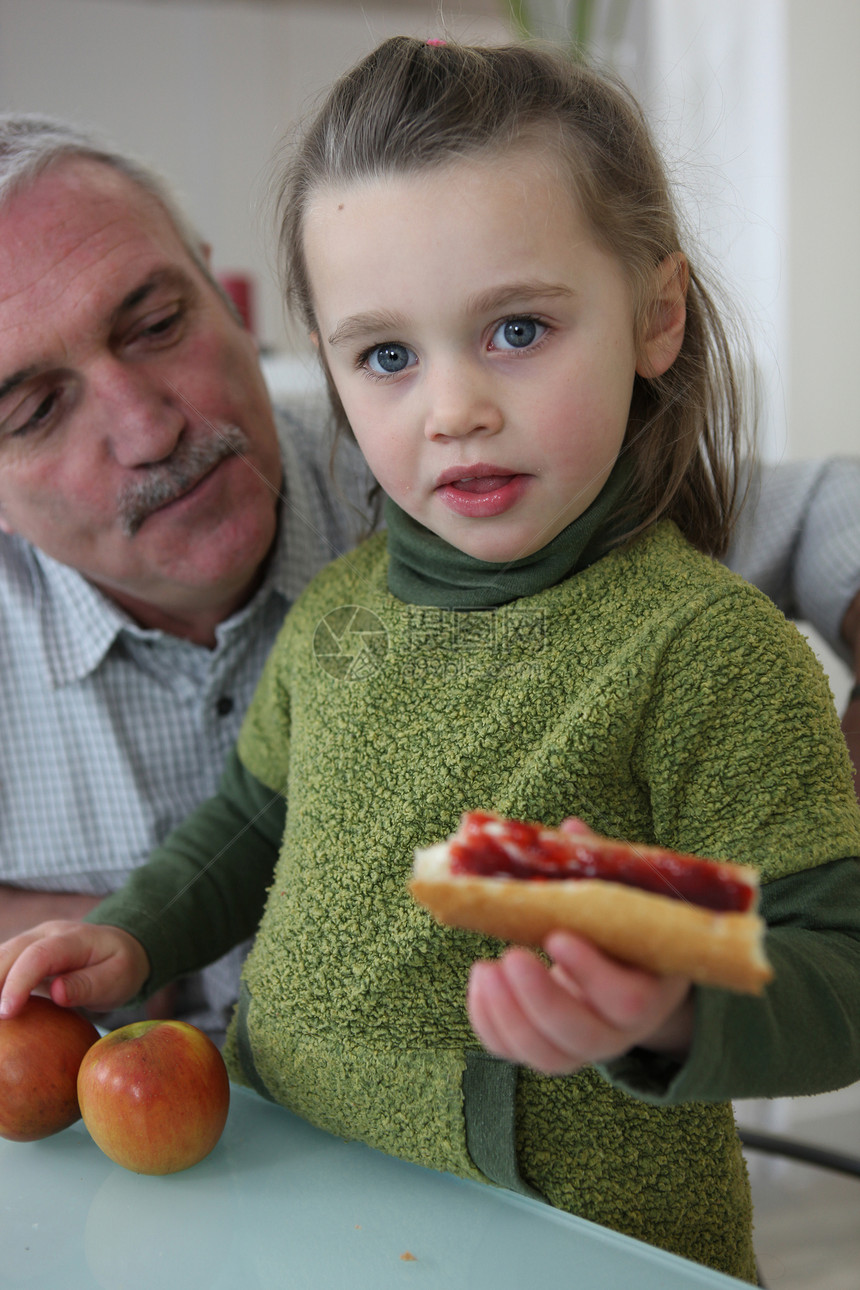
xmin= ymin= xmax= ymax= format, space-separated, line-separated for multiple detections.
xmin=466 ymin=281 xmax=574 ymax=315
xmin=327 ymin=281 xmax=574 ymax=349
xmin=328 ymin=310 xmax=403 ymax=349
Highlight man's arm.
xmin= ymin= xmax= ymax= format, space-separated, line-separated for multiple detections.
xmin=0 ymin=884 xmax=101 ymax=942
xmin=0 ymin=885 xmax=179 ymax=1017
xmin=841 ymin=589 xmax=860 ymax=795
xmin=0 ymin=751 xmax=281 ymax=1017
xmin=726 ymin=458 xmax=860 ymax=666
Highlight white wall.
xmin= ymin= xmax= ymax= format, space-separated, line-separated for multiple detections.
xmin=604 ymin=0 xmax=790 ymax=461
xmin=531 ymin=0 xmax=860 ymax=464
xmin=787 ymin=0 xmax=860 ymax=459
xmin=0 ymin=0 xmax=510 ymax=352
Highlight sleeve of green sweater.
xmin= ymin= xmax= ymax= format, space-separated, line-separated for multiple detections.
xmin=85 ymin=748 xmax=284 ymax=1000
xmin=602 ymin=854 xmax=860 ymax=1103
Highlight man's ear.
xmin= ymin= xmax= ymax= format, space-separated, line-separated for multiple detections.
xmin=636 ymin=253 xmax=688 ymax=379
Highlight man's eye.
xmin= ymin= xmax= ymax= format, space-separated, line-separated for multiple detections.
xmin=6 ymin=389 xmax=60 ymax=438
xmin=123 ymin=306 xmax=185 ymax=351
xmin=364 ymin=343 xmax=417 ymax=375
xmin=490 ymin=317 xmax=546 ymax=351
xmin=139 ymin=309 xmax=183 ymax=340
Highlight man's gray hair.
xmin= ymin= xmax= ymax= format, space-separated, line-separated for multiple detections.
xmin=0 ymin=114 xmax=208 ymax=268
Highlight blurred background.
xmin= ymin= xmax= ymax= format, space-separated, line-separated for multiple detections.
xmin=2 ymin=0 xmax=858 ymax=468
xmin=1 ymin=5 xmax=858 ymax=1285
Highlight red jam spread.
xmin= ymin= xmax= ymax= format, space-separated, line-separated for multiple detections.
xmin=448 ymin=812 xmax=754 ymax=913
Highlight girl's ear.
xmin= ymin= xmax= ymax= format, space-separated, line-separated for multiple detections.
xmin=310 ymin=331 xmax=320 ymax=350
xmin=635 ymin=253 xmax=688 ymax=379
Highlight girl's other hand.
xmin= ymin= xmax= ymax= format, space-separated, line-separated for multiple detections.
xmin=467 ymin=931 xmax=694 ymax=1076
xmin=0 ymin=921 xmax=150 ymax=1019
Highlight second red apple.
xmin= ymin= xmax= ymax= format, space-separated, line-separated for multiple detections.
xmin=77 ymin=1019 xmax=230 ymax=1174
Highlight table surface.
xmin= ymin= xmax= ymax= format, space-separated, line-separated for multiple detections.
xmin=2 ymin=1082 xmax=748 ymax=1290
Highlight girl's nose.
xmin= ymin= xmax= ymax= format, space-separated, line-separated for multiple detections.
xmin=423 ymin=362 xmax=503 ymax=441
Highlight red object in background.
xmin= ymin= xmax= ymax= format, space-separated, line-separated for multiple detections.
xmin=216 ymin=271 xmax=256 ymax=337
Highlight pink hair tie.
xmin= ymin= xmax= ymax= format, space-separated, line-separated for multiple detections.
xmin=426 ymin=38 xmax=447 ymax=47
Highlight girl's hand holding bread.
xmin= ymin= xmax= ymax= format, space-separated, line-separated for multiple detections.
xmin=412 ymin=810 xmax=772 ymax=1075
xmin=468 ymin=931 xmax=694 ymax=1076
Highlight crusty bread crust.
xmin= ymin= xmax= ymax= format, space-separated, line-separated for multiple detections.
xmin=409 ymin=872 xmax=773 ymax=994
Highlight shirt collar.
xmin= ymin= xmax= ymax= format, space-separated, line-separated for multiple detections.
xmin=33 ymin=532 xmax=292 ymax=690
xmin=34 ymin=547 xmax=140 ymax=688
xmin=31 ymin=476 xmax=296 ymax=690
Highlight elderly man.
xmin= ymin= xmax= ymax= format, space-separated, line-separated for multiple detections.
xmin=0 ymin=115 xmax=857 ymax=1038
xmin=0 ymin=117 xmax=370 ymax=1036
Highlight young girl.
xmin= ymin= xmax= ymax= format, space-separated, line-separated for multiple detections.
xmin=2 ymin=37 xmax=860 ymax=1283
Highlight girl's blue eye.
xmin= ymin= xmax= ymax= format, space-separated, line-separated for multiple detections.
xmin=366 ymin=343 xmax=416 ymax=375
xmin=491 ymin=317 xmax=546 ymax=351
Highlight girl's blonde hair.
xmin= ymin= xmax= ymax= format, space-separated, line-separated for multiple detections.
xmin=277 ymin=36 xmax=746 ymax=556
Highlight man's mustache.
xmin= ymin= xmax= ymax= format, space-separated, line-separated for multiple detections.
xmin=118 ymin=425 xmax=250 ymax=537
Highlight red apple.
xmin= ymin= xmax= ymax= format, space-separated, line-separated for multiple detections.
xmin=0 ymin=996 xmax=100 ymax=1142
xmin=77 ymin=1019 xmax=230 ymax=1174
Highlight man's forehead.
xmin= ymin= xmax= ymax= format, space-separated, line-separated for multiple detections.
xmin=0 ymin=157 xmax=192 ymax=287
xmin=0 ymin=160 xmax=201 ymax=377
xmin=7 ymin=154 xmax=172 ymax=225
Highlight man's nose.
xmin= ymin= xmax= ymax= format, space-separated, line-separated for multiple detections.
xmin=90 ymin=360 xmax=186 ymax=467
xmin=422 ymin=360 xmax=503 ymax=441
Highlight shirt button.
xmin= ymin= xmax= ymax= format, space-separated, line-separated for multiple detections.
xmin=216 ymin=696 xmax=234 ymax=717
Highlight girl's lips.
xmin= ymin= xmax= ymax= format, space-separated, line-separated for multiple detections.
xmin=448 ymin=474 xmax=512 ymax=494
xmin=436 ymin=472 xmax=530 ymax=518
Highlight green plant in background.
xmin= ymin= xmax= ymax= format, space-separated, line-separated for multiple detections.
xmin=509 ymin=0 xmax=594 ymax=51
xmin=507 ymin=0 xmax=630 ymax=62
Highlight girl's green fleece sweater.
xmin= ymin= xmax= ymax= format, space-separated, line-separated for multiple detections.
xmin=90 ymin=521 xmax=860 ymax=1284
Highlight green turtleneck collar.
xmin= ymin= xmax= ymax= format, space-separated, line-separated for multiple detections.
xmin=385 ymin=459 xmax=635 ymax=609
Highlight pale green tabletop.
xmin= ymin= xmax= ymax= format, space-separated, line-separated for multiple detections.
xmin=2 ymin=1081 xmax=749 ymax=1289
